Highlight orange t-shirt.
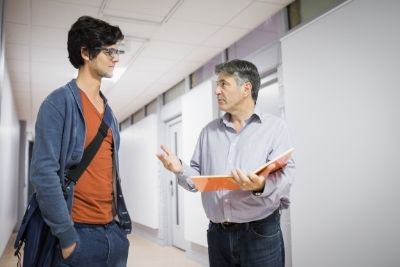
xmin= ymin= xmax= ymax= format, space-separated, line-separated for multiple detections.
xmin=71 ymin=90 xmax=114 ymax=224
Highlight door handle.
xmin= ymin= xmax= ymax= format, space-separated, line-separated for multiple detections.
xmin=170 ymin=180 xmax=174 ymax=196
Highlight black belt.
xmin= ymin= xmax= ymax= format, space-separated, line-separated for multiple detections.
xmin=212 ymin=209 xmax=280 ymax=231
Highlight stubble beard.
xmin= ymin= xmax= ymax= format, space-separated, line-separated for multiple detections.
xmin=99 ymin=68 xmax=113 ymax=79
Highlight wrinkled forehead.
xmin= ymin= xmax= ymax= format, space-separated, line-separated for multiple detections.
xmin=216 ymin=72 xmax=236 ymax=82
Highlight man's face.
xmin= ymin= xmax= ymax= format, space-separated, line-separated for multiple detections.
xmin=90 ymin=45 xmax=121 ymax=79
xmin=215 ymin=73 xmax=246 ymax=113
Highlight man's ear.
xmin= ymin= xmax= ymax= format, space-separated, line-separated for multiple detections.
xmin=81 ymin=47 xmax=90 ymax=61
xmin=242 ymin=81 xmax=252 ymax=98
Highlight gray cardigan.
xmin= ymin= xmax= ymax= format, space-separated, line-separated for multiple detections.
xmin=30 ymin=79 xmax=122 ymax=248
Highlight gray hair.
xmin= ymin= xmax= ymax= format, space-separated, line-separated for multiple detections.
xmin=215 ymin=59 xmax=260 ymax=103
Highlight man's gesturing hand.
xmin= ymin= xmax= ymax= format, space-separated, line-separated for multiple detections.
xmin=156 ymin=145 xmax=183 ymax=173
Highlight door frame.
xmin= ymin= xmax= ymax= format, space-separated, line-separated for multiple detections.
xmin=164 ymin=116 xmax=187 ymax=250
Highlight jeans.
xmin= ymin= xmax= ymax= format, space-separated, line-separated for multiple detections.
xmin=54 ymin=221 xmax=130 ymax=267
xmin=207 ymin=209 xmax=284 ymax=267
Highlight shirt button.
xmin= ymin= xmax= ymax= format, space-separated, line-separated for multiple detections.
xmin=224 ymin=199 xmax=228 ymax=203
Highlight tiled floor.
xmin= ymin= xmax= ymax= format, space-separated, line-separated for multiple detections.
xmin=0 ymin=233 xmax=203 ymax=267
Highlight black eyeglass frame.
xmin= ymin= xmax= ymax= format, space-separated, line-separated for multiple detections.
xmin=94 ymin=47 xmax=125 ymax=58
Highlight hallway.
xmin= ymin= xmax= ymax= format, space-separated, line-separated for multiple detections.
xmin=0 ymin=233 xmax=203 ymax=267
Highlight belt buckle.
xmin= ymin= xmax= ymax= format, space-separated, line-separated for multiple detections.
xmin=220 ymin=221 xmax=236 ymax=229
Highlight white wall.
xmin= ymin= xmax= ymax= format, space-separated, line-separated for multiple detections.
xmin=119 ymin=114 xmax=159 ymax=229
xmin=0 ymin=66 xmax=20 ymax=255
xmin=281 ymin=1 xmax=400 ymax=266
xmin=181 ymin=79 xmax=214 ymax=247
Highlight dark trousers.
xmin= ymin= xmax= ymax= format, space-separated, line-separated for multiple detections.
xmin=54 ymin=221 xmax=130 ymax=267
xmin=207 ymin=209 xmax=284 ymax=267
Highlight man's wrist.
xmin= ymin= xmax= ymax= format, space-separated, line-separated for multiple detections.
xmin=252 ymin=189 xmax=263 ymax=196
xmin=252 ymin=184 xmax=265 ymax=196
xmin=174 ymin=159 xmax=183 ymax=174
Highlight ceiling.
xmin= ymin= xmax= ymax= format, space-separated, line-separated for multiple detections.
xmin=4 ymin=0 xmax=293 ymax=131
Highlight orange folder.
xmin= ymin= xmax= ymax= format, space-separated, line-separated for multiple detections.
xmin=191 ymin=148 xmax=294 ymax=192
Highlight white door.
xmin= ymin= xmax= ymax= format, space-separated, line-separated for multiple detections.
xmin=166 ymin=117 xmax=187 ymax=250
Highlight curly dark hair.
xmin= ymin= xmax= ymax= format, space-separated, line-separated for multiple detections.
xmin=67 ymin=16 xmax=124 ymax=69
xmin=215 ymin=59 xmax=261 ymax=103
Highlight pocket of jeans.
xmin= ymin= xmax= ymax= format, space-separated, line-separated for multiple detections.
xmin=62 ymin=240 xmax=81 ymax=264
xmin=207 ymin=222 xmax=217 ymax=233
xmin=250 ymin=222 xmax=280 ymax=239
xmin=115 ymin=221 xmax=129 ymax=237
xmin=112 ymin=223 xmax=130 ymax=254
xmin=115 ymin=222 xmax=130 ymax=243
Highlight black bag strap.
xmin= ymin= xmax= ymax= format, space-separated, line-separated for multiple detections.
xmin=64 ymin=107 xmax=111 ymax=187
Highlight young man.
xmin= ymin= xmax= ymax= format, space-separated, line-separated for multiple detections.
xmin=31 ymin=16 xmax=130 ymax=266
xmin=157 ymin=59 xmax=295 ymax=267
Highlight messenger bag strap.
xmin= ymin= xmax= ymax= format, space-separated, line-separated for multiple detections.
xmin=64 ymin=105 xmax=112 ymax=187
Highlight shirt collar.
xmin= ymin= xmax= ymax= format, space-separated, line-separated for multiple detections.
xmin=220 ymin=106 xmax=263 ymax=127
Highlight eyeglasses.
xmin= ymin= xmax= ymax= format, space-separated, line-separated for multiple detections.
xmin=95 ymin=47 xmax=125 ymax=58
